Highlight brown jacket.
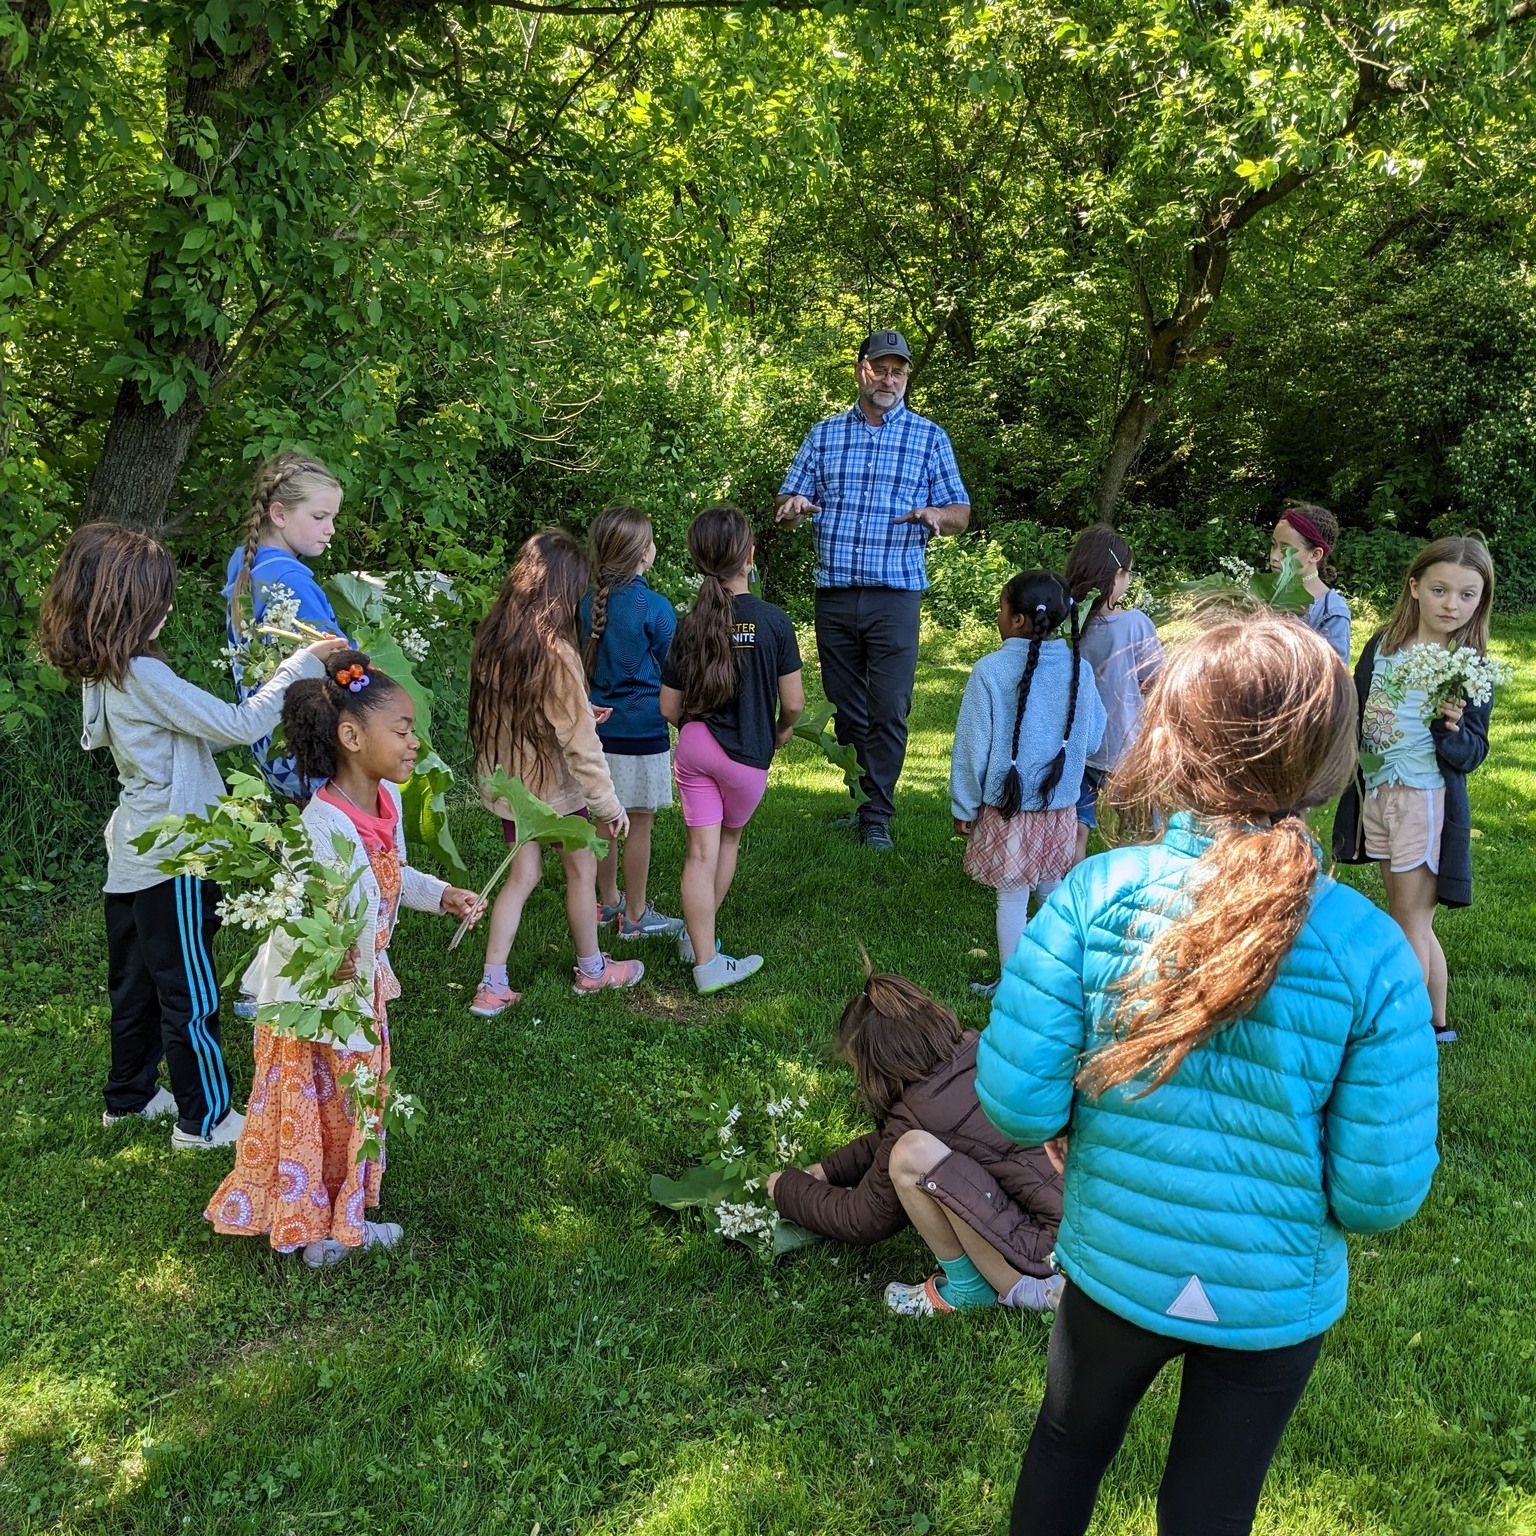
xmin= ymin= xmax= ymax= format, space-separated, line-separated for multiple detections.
xmin=476 ymin=640 xmax=621 ymax=824
xmin=772 ymin=1031 xmax=1063 ymax=1277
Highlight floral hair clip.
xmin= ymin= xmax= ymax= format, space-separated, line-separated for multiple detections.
xmin=334 ymin=662 xmax=371 ymax=693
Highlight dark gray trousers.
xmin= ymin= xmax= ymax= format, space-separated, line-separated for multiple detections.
xmin=813 ymin=586 xmax=923 ymax=825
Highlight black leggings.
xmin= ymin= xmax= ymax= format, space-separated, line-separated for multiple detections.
xmin=1011 ymin=1283 xmax=1324 ymax=1536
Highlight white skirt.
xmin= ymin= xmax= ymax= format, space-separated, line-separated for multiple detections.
xmin=606 ymin=749 xmax=673 ymax=812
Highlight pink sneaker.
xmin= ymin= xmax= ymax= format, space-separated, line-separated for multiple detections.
xmin=572 ymin=954 xmax=645 ymax=995
xmin=469 ymin=981 xmax=521 ymax=1017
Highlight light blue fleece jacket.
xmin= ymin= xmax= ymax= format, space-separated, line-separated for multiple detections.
xmin=950 ymin=638 xmax=1106 ymax=819
xmin=976 ymin=813 xmax=1440 ymax=1350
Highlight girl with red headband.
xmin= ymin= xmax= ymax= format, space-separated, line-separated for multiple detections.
xmin=1269 ymin=502 xmax=1351 ymax=664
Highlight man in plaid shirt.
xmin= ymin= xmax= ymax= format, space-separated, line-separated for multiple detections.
xmin=775 ymin=329 xmax=970 ymax=850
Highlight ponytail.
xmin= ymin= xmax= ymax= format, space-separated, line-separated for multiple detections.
xmin=230 ymin=451 xmax=341 ymax=638
xmin=281 ymin=648 xmax=400 ymax=784
xmin=677 ymin=504 xmax=754 ymax=717
xmin=1078 ymin=816 xmax=1320 ymax=1098
xmin=1083 ymin=616 xmax=1358 ymax=1098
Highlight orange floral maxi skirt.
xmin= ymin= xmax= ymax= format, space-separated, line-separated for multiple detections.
xmin=205 ymin=1012 xmax=391 ymax=1252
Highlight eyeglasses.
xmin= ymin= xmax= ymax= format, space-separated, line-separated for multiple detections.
xmin=863 ymin=361 xmax=910 ymax=380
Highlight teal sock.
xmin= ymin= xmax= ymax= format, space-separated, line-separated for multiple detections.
xmin=936 ymin=1252 xmax=997 ymax=1309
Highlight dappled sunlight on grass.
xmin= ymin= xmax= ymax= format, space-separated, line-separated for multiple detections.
xmin=1 ymin=622 xmax=1534 ymax=1531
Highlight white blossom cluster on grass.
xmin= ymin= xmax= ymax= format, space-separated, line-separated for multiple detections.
xmin=707 ymin=1093 xmax=814 ymax=1253
xmin=1396 ymin=642 xmax=1512 ymax=717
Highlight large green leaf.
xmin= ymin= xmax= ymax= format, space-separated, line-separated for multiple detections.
xmin=400 ymin=749 xmax=463 ymax=872
xmin=792 ymin=703 xmax=869 ymax=808
xmin=482 ymin=768 xmax=609 ymax=858
xmin=771 ymin=1219 xmax=819 ymax=1257
xmin=649 ymin=1165 xmax=732 ymax=1210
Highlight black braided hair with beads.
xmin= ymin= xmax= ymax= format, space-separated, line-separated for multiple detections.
xmin=995 ymin=570 xmax=1073 ymax=820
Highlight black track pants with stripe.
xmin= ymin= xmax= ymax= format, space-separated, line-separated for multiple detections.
xmin=103 ymin=875 xmax=232 ymax=1137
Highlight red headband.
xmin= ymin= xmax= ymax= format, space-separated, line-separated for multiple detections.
xmin=1281 ymin=507 xmax=1331 ymax=554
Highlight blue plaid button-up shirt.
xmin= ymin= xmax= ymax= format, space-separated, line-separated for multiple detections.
xmin=778 ymin=400 xmax=969 ymax=590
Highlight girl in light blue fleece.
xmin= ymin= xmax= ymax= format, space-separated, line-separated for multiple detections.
xmin=978 ymin=615 xmax=1437 ymax=1536
xmin=950 ymin=570 xmax=1104 ymax=997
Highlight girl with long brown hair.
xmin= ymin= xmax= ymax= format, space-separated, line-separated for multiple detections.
xmin=38 ymin=523 xmax=344 ymax=1149
xmin=221 ymin=451 xmax=349 ymax=802
xmin=658 ymin=505 xmax=804 ymax=994
xmin=977 ymin=615 xmax=1439 ymax=1536
xmin=1332 ymin=534 xmax=1497 ymax=1043
xmin=768 ymin=962 xmax=1062 ymax=1317
xmin=467 ymin=529 xmax=643 ymax=1013
xmin=577 ymin=505 xmax=684 ymax=942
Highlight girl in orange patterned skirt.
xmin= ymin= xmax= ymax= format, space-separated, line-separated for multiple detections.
xmin=950 ymin=572 xmax=1106 ymax=1000
xmin=206 ymin=650 xmax=483 ymax=1267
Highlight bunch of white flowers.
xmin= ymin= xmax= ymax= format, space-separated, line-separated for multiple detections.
xmin=714 ymin=1103 xmax=746 ymax=1160
xmin=714 ymin=1201 xmax=774 ymax=1242
xmin=216 ymin=869 xmax=306 ymax=930
xmin=397 ymin=627 xmax=430 ymax=663
xmin=223 ymin=583 xmax=305 ymax=686
xmin=1218 ymin=555 xmax=1257 ymax=582
xmin=1395 ymin=643 xmax=1512 ymax=718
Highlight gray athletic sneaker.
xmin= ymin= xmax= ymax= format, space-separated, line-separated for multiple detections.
xmin=693 ymin=952 xmax=763 ymax=995
xmin=598 ymin=897 xmax=624 ymax=928
xmin=619 ymin=903 xmax=686 ymax=940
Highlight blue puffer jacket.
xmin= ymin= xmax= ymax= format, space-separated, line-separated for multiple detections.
xmin=977 ymin=813 xmax=1439 ymax=1350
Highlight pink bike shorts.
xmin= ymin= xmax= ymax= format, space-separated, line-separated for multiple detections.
xmin=674 ymin=721 xmax=768 ymax=829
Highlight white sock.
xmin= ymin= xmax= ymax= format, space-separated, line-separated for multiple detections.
xmin=996 ymin=886 xmax=1033 ymax=971
xmin=576 ymin=952 xmax=605 ymax=979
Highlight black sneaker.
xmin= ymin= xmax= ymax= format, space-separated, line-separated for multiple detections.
xmin=860 ymin=821 xmax=894 ymax=852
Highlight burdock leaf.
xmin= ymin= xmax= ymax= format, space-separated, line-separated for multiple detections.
xmin=649 ymin=1165 xmax=733 ymax=1210
xmin=482 ymin=770 xmax=608 ymax=858
xmin=771 ymin=1219 xmax=820 ymax=1257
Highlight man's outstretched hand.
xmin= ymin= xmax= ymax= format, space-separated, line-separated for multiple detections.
xmin=775 ymin=495 xmax=821 ymax=526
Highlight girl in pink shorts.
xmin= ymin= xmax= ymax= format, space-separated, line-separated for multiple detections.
xmin=660 ymin=505 xmax=804 ymax=995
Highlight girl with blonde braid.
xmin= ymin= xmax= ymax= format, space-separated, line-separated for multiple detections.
xmin=222 ymin=452 xmax=350 ymax=802
xmin=578 ymin=505 xmax=684 ymax=940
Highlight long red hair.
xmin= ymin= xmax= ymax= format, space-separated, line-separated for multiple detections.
xmin=1084 ymin=616 xmax=1357 ymax=1097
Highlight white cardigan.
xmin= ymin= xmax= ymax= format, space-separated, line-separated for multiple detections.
xmin=242 ymin=782 xmax=448 ymax=1049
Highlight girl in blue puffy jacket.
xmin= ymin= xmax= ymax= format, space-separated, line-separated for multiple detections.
xmin=977 ymin=615 xmax=1439 ymax=1536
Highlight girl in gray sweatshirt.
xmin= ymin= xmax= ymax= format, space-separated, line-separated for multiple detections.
xmin=39 ymin=523 xmax=341 ymax=1149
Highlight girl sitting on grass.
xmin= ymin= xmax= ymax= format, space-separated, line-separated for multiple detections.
xmin=659 ymin=505 xmax=803 ymax=995
xmin=207 ymin=651 xmax=483 ymax=1267
xmin=979 ymin=615 xmax=1439 ymax=1536
xmin=769 ymin=963 xmax=1062 ymax=1317
xmin=1332 ymin=534 xmax=1497 ymax=1044
xmin=468 ymin=529 xmax=643 ymax=1010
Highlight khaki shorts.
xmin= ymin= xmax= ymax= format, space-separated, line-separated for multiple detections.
xmin=1362 ymin=784 xmax=1444 ymax=874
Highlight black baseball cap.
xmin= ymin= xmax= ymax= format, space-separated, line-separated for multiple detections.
xmin=858 ymin=329 xmax=912 ymax=364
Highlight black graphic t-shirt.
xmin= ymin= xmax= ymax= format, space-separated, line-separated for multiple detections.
xmin=662 ymin=592 xmax=802 ymax=769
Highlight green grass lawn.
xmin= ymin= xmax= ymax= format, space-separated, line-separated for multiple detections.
xmin=3 ymin=619 xmax=1535 ymax=1535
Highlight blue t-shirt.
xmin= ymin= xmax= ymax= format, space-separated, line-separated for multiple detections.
xmin=222 ymin=546 xmax=347 ymax=799
xmin=578 ymin=576 xmax=678 ymax=757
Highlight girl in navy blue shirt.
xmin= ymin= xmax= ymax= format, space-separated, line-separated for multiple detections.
xmin=579 ymin=506 xmax=684 ymax=941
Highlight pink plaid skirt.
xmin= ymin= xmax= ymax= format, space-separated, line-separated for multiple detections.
xmin=963 ymin=805 xmax=1077 ymax=891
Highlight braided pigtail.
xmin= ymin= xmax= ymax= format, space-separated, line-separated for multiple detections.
xmin=582 ymin=503 xmax=654 ymax=680
xmin=1037 ymin=595 xmax=1082 ymax=807
xmin=997 ymin=613 xmax=1046 ymax=820
xmin=230 ymin=451 xmax=342 ymax=638
xmin=582 ymin=582 xmax=612 ymax=679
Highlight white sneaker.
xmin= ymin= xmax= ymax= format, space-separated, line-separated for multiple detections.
xmin=232 ymin=992 xmax=259 ymax=1021
xmin=103 ymin=1086 xmax=178 ymax=1127
xmin=302 ymin=1220 xmax=404 ymax=1269
xmin=170 ymin=1109 xmax=245 ymax=1151
xmin=1001 ymin=1272 xmax=1067 ymax=1312
xmin=693 ymin=952 xmax=763 ymax=995
xmin=302 ymin=1239 xmax=350 ymax=1269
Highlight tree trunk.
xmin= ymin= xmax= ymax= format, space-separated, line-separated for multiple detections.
xmin=1094 ymin=373 xmax=1174 ymax=523
xmin=80 ymin=375 xmax=214 ymax=535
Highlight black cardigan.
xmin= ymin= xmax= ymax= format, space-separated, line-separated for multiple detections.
xmin=1332 ymin=633 xmax=1491 ymax=908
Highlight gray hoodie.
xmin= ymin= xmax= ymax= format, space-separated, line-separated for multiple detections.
xmin=83 ymin=649 xmax=325 ymax=893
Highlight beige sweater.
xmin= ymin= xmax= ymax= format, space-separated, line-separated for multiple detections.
xmin=476 ymin=640 xmax=621 ymax=824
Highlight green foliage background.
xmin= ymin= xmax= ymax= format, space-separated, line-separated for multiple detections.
xmin=3 ymin=0 xmax=1535 ymax=901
